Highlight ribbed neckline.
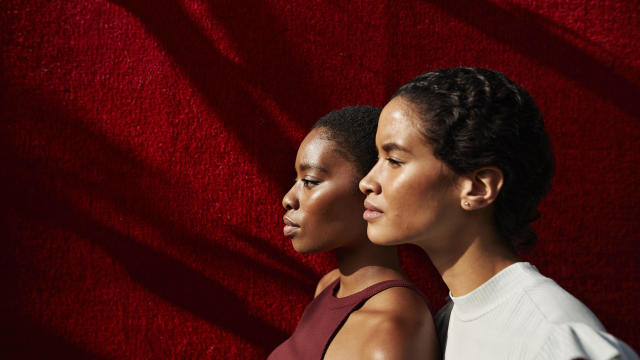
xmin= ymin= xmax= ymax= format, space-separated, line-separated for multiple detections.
xmin=449 ymin=262 xmax=538 ymax=321
xmin=326 ymin=278 xmax=419 ymax=309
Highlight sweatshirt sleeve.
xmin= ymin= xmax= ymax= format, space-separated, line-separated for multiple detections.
xmin=535 ymin=322 xmax=639 ymax=360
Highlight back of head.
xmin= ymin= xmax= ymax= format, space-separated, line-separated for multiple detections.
xmin=393 ymin=67 xmax=555 ymax=250
xmin=312 ymin=105 xmax=382 ymax=177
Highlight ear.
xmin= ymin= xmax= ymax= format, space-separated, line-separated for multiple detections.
xmin=458 ymin=167 xmax=504 ymax=210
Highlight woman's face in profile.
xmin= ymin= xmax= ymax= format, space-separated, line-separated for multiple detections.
xmin=282 ymin=128 xmax=367 ymax=254
xmin=359 ymin=97 xmax=462 ymax=249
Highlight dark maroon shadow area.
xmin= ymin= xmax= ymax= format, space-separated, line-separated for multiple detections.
xmin=4 ymin=86 xmax=317 ymax=287
xmin=1 ymin=89 xmax=318 ymax=354
xmin=5 ymin=189 xmax=289 ymax=352
xmin=108 ymin=0 xmax=333 ymax=194
xmin=2 ymin=160 xmax=290 ymax=353
xmin=1 ymin=316 xmax=100 ymax=360
xmin=426 ymin=0 xmax=640 ymax=119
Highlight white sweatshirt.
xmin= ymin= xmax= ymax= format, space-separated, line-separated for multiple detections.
xmin=444 ymin=262 xmax=638 ymax=359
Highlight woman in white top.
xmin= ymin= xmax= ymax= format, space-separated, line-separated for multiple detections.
xmin=359 ymin=67 xmax=638 ymax=359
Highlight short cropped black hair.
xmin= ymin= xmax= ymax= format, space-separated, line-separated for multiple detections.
xmin=312 ymin=105 xmax=381 ymax=177
xmin=394 ymin=68 xmax=555 ymax=250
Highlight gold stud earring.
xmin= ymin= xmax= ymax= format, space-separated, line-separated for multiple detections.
xmin=464 ymin=201 xmax=470 ymax=207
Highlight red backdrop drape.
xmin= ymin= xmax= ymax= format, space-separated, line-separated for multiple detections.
xmin=2 ymin=1 xmax=638 ymax=358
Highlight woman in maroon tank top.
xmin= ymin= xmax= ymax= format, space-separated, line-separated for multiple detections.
xmin=268 ymin=106 xmax=439 ymax=360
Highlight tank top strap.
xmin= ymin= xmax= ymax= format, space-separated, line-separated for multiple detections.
xmin=267 ymin=278 xmax=429 ymax=360
xmin=318 ymin=277 xmax=341 ymax=297
xmin=329 ymin=279 xmax=429 ymax=310
xmin=358 ymin=279 xmax=428 ymax=305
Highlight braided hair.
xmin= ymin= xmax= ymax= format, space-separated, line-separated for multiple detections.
xmin=393 ymin=68 xmax=555 ymax=250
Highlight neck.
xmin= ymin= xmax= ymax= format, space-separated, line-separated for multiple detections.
xmin=333 ymin=241 xmax=405 ymax=298
xmin=423 ymin=216 xmax=519 ymax=297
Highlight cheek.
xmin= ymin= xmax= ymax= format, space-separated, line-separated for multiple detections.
xmin=324 ymin=190 xmax=364 ymax=223
xmin=305 ymin=188 xmax=366 ymax=247
xmin=386 ymin=170 xmax=449 ymax=227
xmin=307 ymin=188 xmax=361 ymax=225
xmin=304 ymin=191 xmax=330 ymax=224
xmin=385 ymin=170 xmax=432 ymax=207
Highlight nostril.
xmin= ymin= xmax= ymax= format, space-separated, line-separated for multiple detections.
xmin=358 ymin=179 xmax=372 ymax=195
xmin=282 ymin=193 xmax=299 ymax=210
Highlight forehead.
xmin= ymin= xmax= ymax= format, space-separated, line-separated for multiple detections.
xmin=377 ymin=97 xmax=427 ymax=149
xmin=296 ymin=128 xmax=356 ymax=172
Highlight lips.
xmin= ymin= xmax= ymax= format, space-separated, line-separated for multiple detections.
xmin=363 ymin=200 xmax=383 ymax=222
xmin=283 ymin=215 xmax=300 ymax=237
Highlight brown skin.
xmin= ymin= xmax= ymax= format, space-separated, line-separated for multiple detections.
xmin=359 ymin=97 xmax=519 ymax=297
xmin=282 ymin=127 xmax=366 ymax=254
xmin=282 ymin=127 xmax=439 ymax=359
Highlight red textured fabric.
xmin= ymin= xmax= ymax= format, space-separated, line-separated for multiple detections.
xmin=1 ymin=1 xmax=638 ymax=358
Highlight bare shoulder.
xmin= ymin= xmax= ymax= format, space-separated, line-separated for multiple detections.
xmin=325 ymin=286 xmax=440 ymax=360
xmin=314 ymin=268 xmax=341 ymax=298
xmin=360 ymin=287 xmax=439 ymax=359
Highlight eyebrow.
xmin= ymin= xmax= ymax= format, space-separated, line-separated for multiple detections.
xmin=299 ymin=162 xmax=329 ymax=173
xmin=381 ymin=142 xmax=411 ymax=153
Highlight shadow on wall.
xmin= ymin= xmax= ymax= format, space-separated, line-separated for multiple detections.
xmin=6 ymin=189 xmax=289 ymax=352
xmin=108 ymin=0 xmax=335 ymax=194
xmin=1 ymin=90 xmax=322 ymax=353
xmin=425 ymin=0 xmax=640 ymax=119
xmin=3 ymin=150 xmax=290 ymax=352
xmin=4 ymin=86 xmax=317 ymax=287
xmin=2 ymin=316 xmax=101 ymax=360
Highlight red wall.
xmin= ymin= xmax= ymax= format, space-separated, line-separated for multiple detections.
xmin=2 ymin=1 xmax=638 ymax=358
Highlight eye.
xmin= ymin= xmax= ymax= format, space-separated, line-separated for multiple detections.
xmin=386 ymin=157 xmax=403 ymax=167
xmin=301 ymin=178 xmax=320 ymax=189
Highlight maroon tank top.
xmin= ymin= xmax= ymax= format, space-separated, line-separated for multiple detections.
xmin=267 ymin=278 xmax=426 ymax=360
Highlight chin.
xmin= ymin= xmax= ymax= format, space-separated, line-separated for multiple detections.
xmin=293 ymin=247 xmax=316 ymax=254
xmin=291 ymin=243 xmax=312 ymax=254
xmin=291 ymin=239 xmax=321 ymax=254
xmin=366 ymin=227 xmax=403 ymax=246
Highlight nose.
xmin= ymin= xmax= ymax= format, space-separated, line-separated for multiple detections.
xmin=359 ymin=164 xmax=381 ymax=195
xmin=282 ymin=183 xmax=299 ymax=210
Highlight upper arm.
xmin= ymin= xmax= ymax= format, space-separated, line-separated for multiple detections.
xmin=534 ymin=322 xmax=639 ymax=360
xmin=361 ymin=313 xmax=439 ymax=360
xmin=360 ymin=287 xmax=440 ymax=359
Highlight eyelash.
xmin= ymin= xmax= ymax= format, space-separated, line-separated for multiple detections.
xmin=294 ymin=178 xmax=321 ymax=188
xmin=385 ymin=157 xmax=402 ymax=167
